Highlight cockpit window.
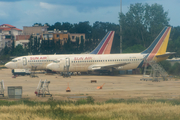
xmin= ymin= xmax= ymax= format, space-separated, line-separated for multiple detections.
xmin=11 ymin=60 xmax=17 ymax=62
xmin=53 ymin=60 xmax=60 ymax=63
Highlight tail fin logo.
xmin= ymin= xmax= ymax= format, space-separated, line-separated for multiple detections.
xmin=142 ymin=27 xmax=171 ymax=61
xmin=90 ymin=31 xmax=115 ymax=54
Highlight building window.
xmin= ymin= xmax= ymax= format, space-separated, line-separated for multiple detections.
xmin=57 ymin=34 xmax=59 ymax=37
xmin=5 ymin=35 xmax=11 ymax=39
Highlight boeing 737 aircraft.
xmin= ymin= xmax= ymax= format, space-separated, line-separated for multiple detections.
xmin=5 ymin=27 xmax=172 ymax=73
xmin=5 ymin=31 xmax=115 ymax=70
xmin=45 ymin=27 xmax=173 ymax=72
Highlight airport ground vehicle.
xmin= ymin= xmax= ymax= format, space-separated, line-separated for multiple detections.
xmin=12 ymin=69 xmax=31 ymax=76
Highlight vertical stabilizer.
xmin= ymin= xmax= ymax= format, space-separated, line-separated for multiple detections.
xmin=90 ymin=31 xmax=115 ymax=54
xmin=141 ymin=27 xmax=171 ymax=61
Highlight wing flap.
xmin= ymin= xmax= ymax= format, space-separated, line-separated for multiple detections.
xmin=88 ymin=62 xmax=130 ymax=70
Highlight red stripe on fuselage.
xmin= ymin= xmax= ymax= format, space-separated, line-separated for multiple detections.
xmin=147 ymin=27 xmax=170 ymax=61
xmin=97 ymin=31 xmax=113 ymax=54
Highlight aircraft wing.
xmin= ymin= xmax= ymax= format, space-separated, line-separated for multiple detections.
xmin=88 ymin=62 xmax=130 ymax=70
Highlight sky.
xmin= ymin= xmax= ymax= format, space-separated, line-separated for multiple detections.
xmin=0 ymin=0 xmax=179 ymax=29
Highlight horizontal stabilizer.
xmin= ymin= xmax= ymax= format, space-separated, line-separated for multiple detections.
xmin=156 ymin=52 xmax=176 ymax=58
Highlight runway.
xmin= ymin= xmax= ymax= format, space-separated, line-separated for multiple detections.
xmin=0 ymin=69 xmax=180 ymax=101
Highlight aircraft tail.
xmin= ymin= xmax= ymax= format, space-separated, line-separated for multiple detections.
xmin=141 ymin=27 xmax=171 ymax=61
xmin=90 ymin=31 xmax=115 ymax=54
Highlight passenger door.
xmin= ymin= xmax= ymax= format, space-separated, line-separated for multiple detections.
xmin=22 ymin=57 xmax=27 ymax=66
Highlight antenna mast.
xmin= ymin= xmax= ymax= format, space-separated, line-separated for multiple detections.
xmin=120 ymin=0 xmax=122 ymax=53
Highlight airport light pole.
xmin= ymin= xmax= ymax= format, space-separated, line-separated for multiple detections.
xmin=120 ymin=0 xmax=122 ymax=53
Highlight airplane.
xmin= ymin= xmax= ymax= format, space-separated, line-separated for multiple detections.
xmin=5 ymin=31 xmax=115 ymax=70
xmin=45 ymin=26 xmax=173 ymax=72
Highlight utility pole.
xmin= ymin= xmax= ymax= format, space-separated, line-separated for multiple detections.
xmin=120 ymin=0 xmax=122 ymax=53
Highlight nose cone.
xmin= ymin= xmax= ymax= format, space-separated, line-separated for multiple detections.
xmin=5 ymin=62 xmax=13 ymax=69
xmin=46 ymin=63 xmax=59 ymax=71
xmin=5 ymin=62 xmax=17 ymax=69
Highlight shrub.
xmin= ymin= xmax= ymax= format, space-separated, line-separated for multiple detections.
xmin=86 ymin=96 xmax=94 ymax=104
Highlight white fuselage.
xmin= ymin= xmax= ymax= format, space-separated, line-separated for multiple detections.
xmin=5 ymin=53 xmax=146 ymax=72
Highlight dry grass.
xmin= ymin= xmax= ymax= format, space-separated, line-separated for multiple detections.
xmin=0 ymin=104 xmax=53 ymax=120
xmin=59 ymin=102 xmax=180 ymax=120
xmin=1 ymin=101 xmax=180 ymax=120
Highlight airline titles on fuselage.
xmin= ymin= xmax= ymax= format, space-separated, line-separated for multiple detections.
xmin=74 ymin=57 xmax=92 ymax=61
xmin=30 ymin=57 xmax=47 ymax=60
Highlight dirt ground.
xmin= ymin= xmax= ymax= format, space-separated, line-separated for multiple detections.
xmin=0 ymin=69 xmax=180 ymax=102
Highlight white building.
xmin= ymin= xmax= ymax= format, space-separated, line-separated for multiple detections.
xmin=15 ymin=35 xmax=30 ymax=48
xmin=0 ymin=24 xmax=22 ymax=51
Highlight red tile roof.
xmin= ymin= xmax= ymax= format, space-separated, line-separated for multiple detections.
xmin=0 ymin=24 xmax=22 ymax=31
xmin=1 ymin=24 xmax=16 ymax=28
xmin=0 ymin=28 xmax=11 ymax=31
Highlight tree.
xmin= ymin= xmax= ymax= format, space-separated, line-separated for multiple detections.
xmin=33 ymin=23 xmax=42 ymax=26
xmin=1 ymin=46 xmax=11 ymax=55
xmin=61 ymin=22 xmax=73 ymax=31
xmin=76 ymin=37 xmax=79 ymax=51
xmin=12 ymin=44 xmax=27 ymax=56
xmin=11 ymin=36 xmax=15 ymax=55
xmin=119 ymin=3 xmax=170 ymax=50
xmin=53 ymin=39 xmax=62 ymax=54
xmin=28 ymin=35 xmax=40 ymax=55
xmin=79 ymin=36 xmax=85 ymax=53
xmin=54 ymin=22 xmax=61 ymax=30
xmin=167 ymin=36 xmax=180 ymax=57
xmin=64 ymin=36 xmax=72 ymax=53
xmin=123 ymin=44 xmax=146 ymax=53
xmin=74 ymin=21 xmax=92 ymax=39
